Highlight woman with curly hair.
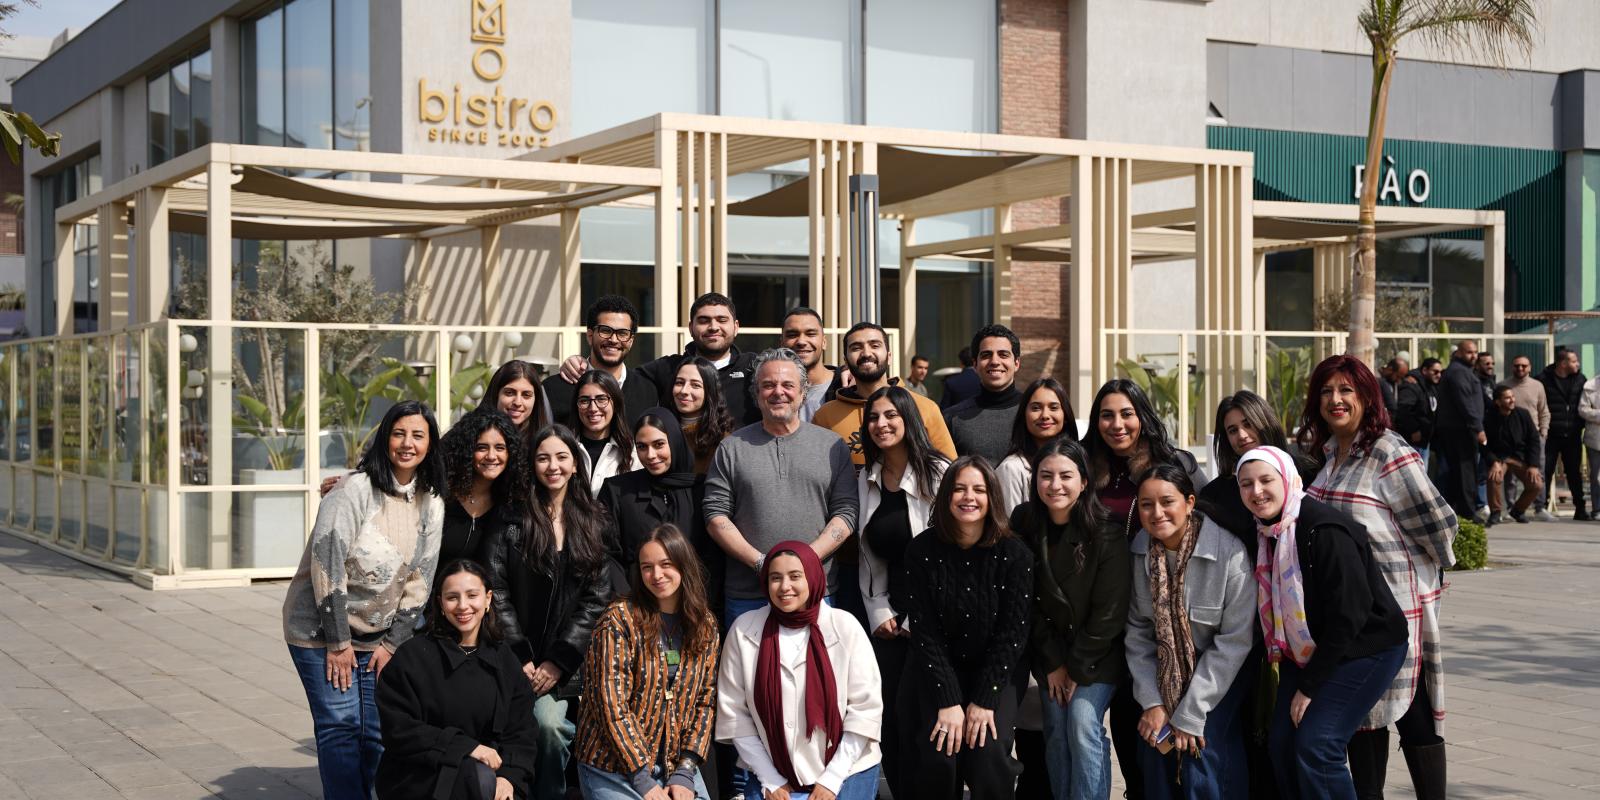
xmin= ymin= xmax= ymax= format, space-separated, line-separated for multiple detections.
xmin=573 ymin=370 xmax=636 ymax=491
xmin=671 ymin=357 xmax=736 ymax=475
xmin=433 ymin=410 xmax=530 ymax=601
xmin=488 ymin=425 xmax=618 ymax=798
xmin=1298 ymin=356 xmax=1456 ymax=800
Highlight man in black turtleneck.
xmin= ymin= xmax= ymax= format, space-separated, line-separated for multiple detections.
xmin=941 ymin=324 xmax=1023 ymax=464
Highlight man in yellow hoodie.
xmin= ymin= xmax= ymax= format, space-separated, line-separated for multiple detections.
xmin=812 ymin=321 xmax=956 ymax=466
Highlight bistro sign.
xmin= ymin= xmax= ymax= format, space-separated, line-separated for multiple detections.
xmin=418 ymin=0 xmax=560 ymax=149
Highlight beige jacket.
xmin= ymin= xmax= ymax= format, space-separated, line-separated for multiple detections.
xmin=716 ymin=605 xmax=883 ymax=788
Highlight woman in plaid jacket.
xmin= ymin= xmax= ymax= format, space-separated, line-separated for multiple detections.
xmin=1297 ymin=356 xmax=1457 ymax=800
xmin=576 ymin=524 xmax=720 ymax=799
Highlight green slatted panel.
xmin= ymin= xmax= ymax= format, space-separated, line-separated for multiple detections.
xmin=1208 ymin=127 xmax=1565 ymax=317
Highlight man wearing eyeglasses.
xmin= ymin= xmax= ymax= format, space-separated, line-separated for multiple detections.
xmin=545 ymin=295 xmax=659 ymax=430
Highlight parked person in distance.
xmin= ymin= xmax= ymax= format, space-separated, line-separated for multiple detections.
xmin=545 ymin=295 xmax=659 ymax=430
xmin=1235 ymin=447 xmax=1407 ymax=800
xmin=1013 ymin=437 xmax=1130 ymax=800
xmin=375 ymin=559 xmax=536 ymax=800
xmin=577 ymin=525 xmax=721 ymax=800
xmin=671 ymin=356 xmax=736 ymax=476
xmin=896 ymin=455 xmax=1034 ymax=800
xmin=943 ymin=325 xmax=1025 ymax=463
xmin=572 ymin=370 xmax=637 ymax=491
xmin=487 ymin=425 xmax=617 ymax=798
xmin=996 ymin=376 xmax=1079 ymax=513
xmin=718 ymin=541 xmax=885 ymax=800
xmin=283 ymin=400 xmax=447 ymax=800
xmin=854 ymin=384 xmax=949 ymax=799
xmin=1125 ymin=464 xmax=1253 ymax=799
xmin=812 ymin=321 xmax=956 ymax=466
xmin=1484 ymin=385 xmax=1543 ymax=525
xmin=1504 ymin=355 xmax=1554 ymax=521
xmin=432 ymin=410 xmax=528 ymax=602
xmin=1541 ymin=347 xmax=1592 ymax=520
xmin=1299 ymin=355 xmax=1456 ymax=800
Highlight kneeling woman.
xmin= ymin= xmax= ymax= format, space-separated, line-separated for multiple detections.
xmin=718 ymin=542 xmax=884 ymax=800
xmin=898 ymin=456 xmax=1035 ymax=800
xmin=1125 ymin=464 xmax=1254 ymax=799
xmin=1235 ymin=447 xmax=1406 ymax=799
xmin=577 ymin=524 xmax=721 ymax=799
xmin=376 ymin=559 xmax=536 ymax=800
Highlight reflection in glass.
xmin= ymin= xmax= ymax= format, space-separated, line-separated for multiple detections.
xmin=14 ymin=469 xmax=29 ymax=529
xmin=34 ymin=472 xmax=55 ymax=537
xmin=113 ymin=486 xmax=141 ymax=564
xmin=721 ymin=0 xmax=851 ymax=123
xmin=286 ymin=0 xmax=334 ymax=151
xmin=14 ymin=343 xmax=29 ymax=464
xmin=866 ymin=0 xmax=996 ymax=132
xmin=572 ymin=0 xmax=710 ymax=136
xmin=34 ymin=343 xmax=53 ymax=468
xmin=334 ymin=0 xmax=371 ymax=152
xmin=147 ymin=70 xmax=170 ymax=165
xmin=0 ymin=464 xmax=10 ymax=526
xmin=171 ymin=59 xmax=191 ymax=158
xmin=191 ymin=50 xmax=213 ymax=148
xmin=243 ymin=7 xmax=285 ymax=146
xmin=58 ymin=341 xmax=82 ymax=474
xmin=60 ymin=478 xmax=83 ymax=548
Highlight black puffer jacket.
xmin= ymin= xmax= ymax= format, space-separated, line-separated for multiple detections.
xmin=1434 ymin=355 xmax=1484 ymax=434
xmin=487 ymin=522 xmax=615 ymax=697
xmin=1541 ymin=365 xmax=1589 ymax=438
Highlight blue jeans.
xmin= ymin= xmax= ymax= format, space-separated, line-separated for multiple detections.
xmin=532 ymin=692 xmax=576 ymax=798
xmin=744 ymin=764 xmax=881 ymax=800
xmin=287 ymin=644 xmax=382 ymax=800
xmin=579 ymin=762 xmax=711 ymax=800
xmin=1270 ymin=645 xmax=1406 ymax=800
xmin=1138 ymin=667 xmax=1250 ymax=800
xmin=1040 ymin=679 xmax=1117 ymax=800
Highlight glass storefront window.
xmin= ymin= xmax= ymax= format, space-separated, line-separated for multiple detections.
xmin=191 ymin=50 xmax=212 ymax=148
xmin=244 ymin=0 xmax=369 ymax=158
xmin=720 ymin=0 xmax=853 ymax=123
xmin=285 ymin=0 xmax=333 ymax=150
xmin=572 ymin=0 xmax=712 ymax=136
xmin=147 ymin=50 xmax=211 ymax=166
xmin=865 ymin=0 xmax=996 ymax=133
xmin=243 ymin=5 xmax=285 ymax=146
xmin=333 ymin=0 xmax=371 ymax=151
xmin=147 ymin=71 xmax=170 ymax=165
xmin=171 ymin=59 xmax=191 ymax=158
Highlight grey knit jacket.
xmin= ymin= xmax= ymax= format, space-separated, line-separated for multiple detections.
xmin=281 ymin=473 xmax=444 ymax=652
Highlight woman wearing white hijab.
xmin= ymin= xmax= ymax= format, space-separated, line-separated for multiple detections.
xmin=1235 ymin=446 xmax=1408 ymax=800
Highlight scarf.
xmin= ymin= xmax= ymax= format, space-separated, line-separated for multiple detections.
xmin=1149 ymin=514 xmax=1200 ymax=715
xmin=1237 ymin=446 xmax=1316 ymax=667
xmin=753 ymin=540 xmax=841 ymax=788
xmin=635 ymin=408 xmax=699 ymax=520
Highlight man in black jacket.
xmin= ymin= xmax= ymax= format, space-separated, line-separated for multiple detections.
xmin=1432 ymin=340 xmax=1487 ymax=521
xmin=1541 ymin=347 xmax=1592 ymax=520
xmin=1484 ymin=385 xmax=1543 ymax=525
xmin=543 ymin=295 xmax=660 ymax=430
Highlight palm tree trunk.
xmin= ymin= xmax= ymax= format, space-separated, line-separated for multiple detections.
xmin=1350 ymin=48 xmax=1395 ymax=365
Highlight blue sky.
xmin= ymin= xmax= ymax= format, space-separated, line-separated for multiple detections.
xmin=3 ymin=0 xmax=119 ymax=39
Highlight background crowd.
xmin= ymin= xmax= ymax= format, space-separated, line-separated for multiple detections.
xmin=280 ymin=291 xmax=1600 ymax=800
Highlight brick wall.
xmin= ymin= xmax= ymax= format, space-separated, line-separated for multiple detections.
xmin=999 ymin=0 xmax=1071 ymax=383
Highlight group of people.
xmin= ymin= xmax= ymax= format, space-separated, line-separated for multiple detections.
xmin=1381 ymin=340 xmax=1600 ymax=526
xmin=281 ymin=290 xmax=1480 ymax=800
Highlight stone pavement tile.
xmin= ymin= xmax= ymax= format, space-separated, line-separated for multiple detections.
xmin=0 ymin=755 xmax=102 ymax=790
xmin=0 ymin=734 xmax=67 ymax=764
xmin=123 ymin=722 xmax=214 ymax=749
xmin=118 ymin=782 xmax=217 ymax=800
xmin=192 ymin=765 xmax=317 ymax=800
xmin=203 ymin=723 xmax=303 ymax=755
xmin=91 ymin=760 xmax=195 ymax=792
xmin=70 ymin=737 xmax=160 ymax=767
xmin=148 ymin=742 xmax=248 ymax=771
xmin=94 ymin=705 xmax=182 ymax=732
xmin=252 ymin=712 xmax=314 ymax=742
xmin=171 ymin=707 xmax=260 ymax=734
xmin=1468 ymin=756 xmax=1600 ymax=795
xmin=30 ymin=709 xmax=121 ymax=743
xmin=1452 ymin=704 xmax=1595 ymax=732
xmin=23 ymin=777 xmax=126 ymax=800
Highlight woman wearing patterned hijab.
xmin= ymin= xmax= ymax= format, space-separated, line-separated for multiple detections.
xmin=1124 ymin=463 xmax=1254 ymax=799
xmin=1236 ymin=446 xmax=1407 ymax=799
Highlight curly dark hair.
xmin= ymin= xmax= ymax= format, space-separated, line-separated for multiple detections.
xmin=440 ymin=409 xmax=531 ymax=509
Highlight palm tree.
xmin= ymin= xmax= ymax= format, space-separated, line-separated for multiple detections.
xmin=1348 ymin=1 xmax=1536 ymax=364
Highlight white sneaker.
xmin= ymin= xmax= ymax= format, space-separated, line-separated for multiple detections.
xmin=1534 ymin=509 xmax=1558 ymax=523
xmin=1472 ymin=507 xmax=1490 ymax=525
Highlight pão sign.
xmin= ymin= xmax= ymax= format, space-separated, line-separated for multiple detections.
xmin=1352 ymin=156 xmax=1431 ymax=204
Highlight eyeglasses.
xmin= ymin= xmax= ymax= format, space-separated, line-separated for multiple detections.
xmin=577 ymin=396 xmax=612 ymax=409
xmin=591 ymin=324 xmax=635 ymax=343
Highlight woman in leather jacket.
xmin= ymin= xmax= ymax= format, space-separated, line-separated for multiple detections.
xmin=489 ymin=424 xmax=616 ymax=798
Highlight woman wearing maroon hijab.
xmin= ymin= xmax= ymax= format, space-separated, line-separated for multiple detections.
xmin=716 ymin=541 xmax=884 ymax=799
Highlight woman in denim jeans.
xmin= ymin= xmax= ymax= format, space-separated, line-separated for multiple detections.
xmin=1014 ymin=438 xmax=1130 ymax=800
xmin=282 ymin=400 xmax=447 ymax=800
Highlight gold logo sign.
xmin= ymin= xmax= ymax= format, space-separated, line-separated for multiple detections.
xmin=418 ymin=0 xmax=559 ymax=149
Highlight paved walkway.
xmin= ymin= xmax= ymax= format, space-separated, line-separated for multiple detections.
xmin=1 ymin=521 xmax=1598 ymax=799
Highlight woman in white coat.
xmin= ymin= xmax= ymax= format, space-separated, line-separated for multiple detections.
xmin=717 ymin=541 xmax=883 ymax=800
xmin=572 ymin=370 xmax=635 ymax=491
xmin=854 ymin=385 xmax=946 ymax=799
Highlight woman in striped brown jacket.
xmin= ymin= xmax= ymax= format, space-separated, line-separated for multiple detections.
xmin=576 ymin=523 xmax=721 ymax=799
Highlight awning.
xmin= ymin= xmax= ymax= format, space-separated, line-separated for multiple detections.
xmin=726 ymin=146 xmax=1036 ymax=217
xmin=234 ymin=167 xmax=615 ymax=211
xmin=170 ymin=212 xmax=433 ymax=240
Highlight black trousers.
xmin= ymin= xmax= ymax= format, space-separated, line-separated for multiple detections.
xmin=871 ymin=634 xmax=911 ymax=799
xmin=452 ymin=757 xmax=496 ymax=800
xmin=898 ymin=662 xmax=1025 ymax=800
xmin=1110 ymin=679 xmax=1146 ymax=800
xmin=1545 ymin=431 xmax=1589 ymax=514
xmin=1433 ymin=430 xmax=1480 ymax=520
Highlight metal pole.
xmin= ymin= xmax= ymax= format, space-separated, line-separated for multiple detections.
xmin=849 ymin=174 xmax=880 ymax=323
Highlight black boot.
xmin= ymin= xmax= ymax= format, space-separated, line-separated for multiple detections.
xmin=1402 ymin=741 xmax=1447 ymax=800
xmin=1347 ymin=728 xmax=1390 ymax=800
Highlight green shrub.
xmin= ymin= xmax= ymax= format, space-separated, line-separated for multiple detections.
xmin=1451 ymin=521 xmax=1487 ymax=571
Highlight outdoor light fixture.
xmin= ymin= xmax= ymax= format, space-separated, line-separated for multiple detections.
xmin=405 ymin=360 xmax=435 ymax=378
xmin=179 ymin=334 xmax=199 ymax=353
xmin=453 ymin=334 xmax=474 ymax=353
xmin=468 ymin=383 xmax=485 ymax=400
xmin=186 ymin=369 xmax=205 ymax=388
xmin=503 ymin=331 xmax=524 ymax=349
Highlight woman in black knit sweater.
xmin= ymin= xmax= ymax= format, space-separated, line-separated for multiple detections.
xmin=897 ymin=455 xmax=1034 ymax=799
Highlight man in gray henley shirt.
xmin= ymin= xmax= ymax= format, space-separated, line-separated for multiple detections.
xmin=704 ymin=348 xmax=858 ymax=617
